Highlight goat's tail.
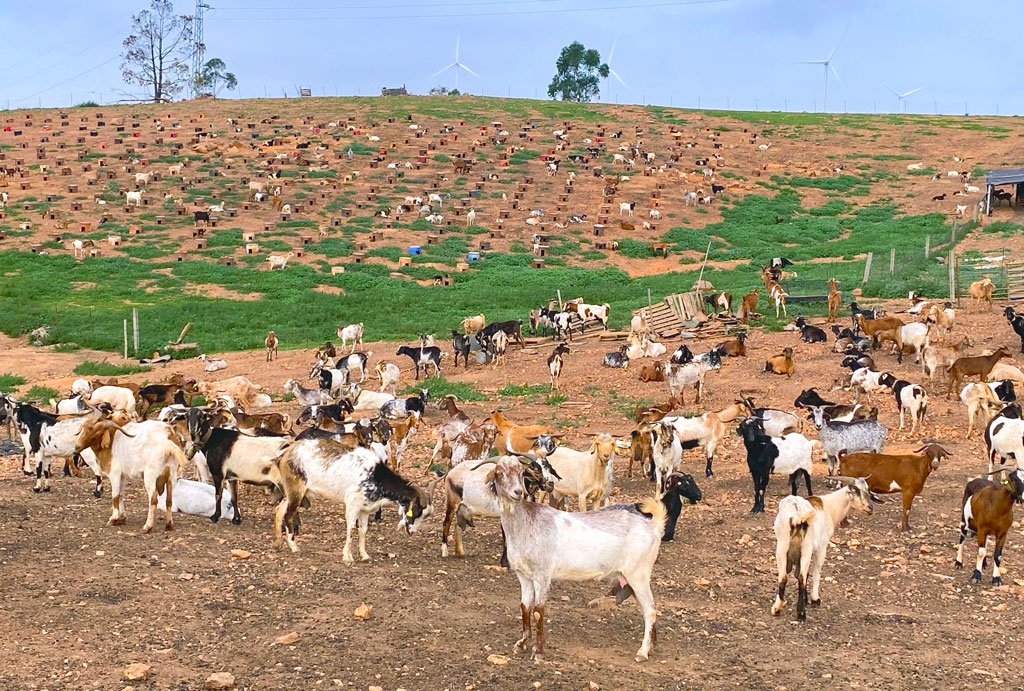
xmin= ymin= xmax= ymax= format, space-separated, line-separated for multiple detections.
xmin=638 ymin=496 xmax=668 ymax=540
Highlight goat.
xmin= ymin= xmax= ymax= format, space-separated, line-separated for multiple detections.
xmin=87 ymin=385 xmax=137 ymax=418
xmin=839 ymin=444 xmax=949 ymax=530
xmin=946 ymin=346 xmax=1011 ymax=397
xmin=771 ymin=477 xmax=873 ymax=620
xmin=969 ymin=278 xmax=994 ymax=311
xmin=548 ymin=342 xmax=570 ymax=391
xmin=955 ymin=468 xmax=1024 ymax=585
xmin=826 ymin=278 xmax=841 ymax=322
xmin=491 ymin=457 xmax=665 ymax=662
xmin=337 ymin=322 xmax=364 ymax=353
xmin=284 ymin=378 xmax=333 ymax=407
xmin=984 ymin=404 xmax=1024 ymax=474
xmin=490 ymin=330 xmax=509 ymax=367
xmin=960 ymin=381 xmax=1015 ymax=439
xmin=462 ymin=313 xmax=486 ymax=335
xmin=924 ymin=303 xmax=956 ymax=343
xmin=545 ymin=434 xmax=618 ymax=510
xmin=74 ymin=418 xmax=182 ymax=533
xmin=738 ymin=417 xmax=813 ymax=514
xmin=638 ymin=362 xmax=666 ymax=383
xmin=987 ymin=361 xmax=1024 ymax=388
xmin=267 ymin=252 xmax=294 ymax=270
xmin=375 ymin=361 xmax=401 ymax=393
xmin=488 ymin=411 xmax=558 ymax=455
xmin=764 ymin=347 xmax=795 ymax=378
xmin=476 ymin=320 xmax=525 ymax=349
xmin=715 ymin=333 xmax=746 ymax=357
xmin=857 ymin=314 xmax=906 ymax=362
xmin=125 ymin=190 xmax=142 ymax=207
xmin=634 ymin=397 xmax=679 ymax=424
xmin=396 ymin=345 xmax=444 ymax=379
xmin=877 ymin=373 xmax=928 ymax=435
xmin=380 ymin=389 xmax=428 ymax=420
xmin=795 ymin=317 xmax=827 ymax=344
xmin=1005 ymin=306 xmax=1024 ymax=353
xmin=199 ymin=353 xmax=227 ymax=372
xmin=662 ymin=400 xmax=749 ymax=478
xmin=921 ymin=335 xmax=972 ymax=379
xmin=136 ymin=377 xmax=196 ymax=419
xmin=183 ymin=407 xmax=289 ymax=524
xmin=665 ymin=351 xmax=721 ymax=403
xmin=810 ymin=410 xmax=887 ymax=480
xmin=603 ymin=344 xmax=630 ymax=369
xmin=265 ymin=331 xmax=278 ymax=361
xmin=272 ymin=438 xmax=436 ymax=557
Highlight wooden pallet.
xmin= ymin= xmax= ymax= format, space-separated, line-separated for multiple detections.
xmin=1006 ymin=261 xmax=1024 ymax=299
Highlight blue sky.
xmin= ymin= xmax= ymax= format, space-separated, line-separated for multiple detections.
xmin=0 ymin=0 xmax=1019 ymax=114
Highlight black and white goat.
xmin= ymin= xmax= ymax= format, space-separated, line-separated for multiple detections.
xmin=379 ymin=389 xmax=429 ymax=419
xmin=1005 ymin=306 xmax=1024 ymax=353
xmin=738 ymin=417 xmax=813 ymax=514
xmin=396 ymin=345 xmax=445 ymax=379
xmin=183 ymin=407 xmax=290 ymax=524
xmin=451 ymin=330 xmax=473 ymax=368
xmin=272 ymin=438 xmax=437 ymax=558
xmin=877 ymin=373 xmax=928 ymax=435
xmin=794 ymin=317 xmax=827 ymax=343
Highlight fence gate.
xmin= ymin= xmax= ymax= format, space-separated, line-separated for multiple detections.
xmin=956 ymin=254 xmax=1009 ymax=302
xmin=1006 ymin=260 xmax=1024 ymax=300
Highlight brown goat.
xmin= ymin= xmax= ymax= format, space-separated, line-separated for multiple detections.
xmin=628 ymin=427 xmax=654 ymax=478
xmin=838 ymin=444 xmax=950 ymax=531
xmin=764 ymin=347 xmax=795 ymax=378
xmin=737 ymin=289 xmax=758 ymax=322
xmin=489 ymin=411 xmax=557 ymax=454
xmin=634 ymin=396 xmax=680 ymax=424
xmin=715 ymin=332 xmax=747 ymax=357
xmin=826 ymin=278 xmax=841 ymax=322
xmin=969 ymin=277 xmax=994 ymax=311
xmin=230 ymin=406 xmax=292 ymax=436
xmin=638 ymin=361 xmax=666 ymax=382
xmin=946 ymin=346 xmax=1012 ymax=397
xmin=955 ymin=469 xmax=1024 ymax=585
xmin=856 ymin=314 xmax=906 ymax=362
xmin=265 ymin=331 xmax=279 ymax=361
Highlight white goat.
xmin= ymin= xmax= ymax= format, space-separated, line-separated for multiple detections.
xmin=199 ymin=353 xmax=227 ymax=372
xmin=491 ymin=458 xmax=665 ymax=662
xmin=771 ymin=478 xmax=873 ymax=620
xmin=375 ymin=361 xmax=401 ymax=393
xmin=545 ymin=434 xmax=617 ymax=511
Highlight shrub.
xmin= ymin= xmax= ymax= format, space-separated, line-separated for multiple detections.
xmin=0 ymin=373 xmax=26 ymax=393
xmin=73 ymin=361 xmax=152 ymax=376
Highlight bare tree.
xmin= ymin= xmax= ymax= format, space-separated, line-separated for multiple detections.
xmin=121 ymin=1 xmax=196 ymax=103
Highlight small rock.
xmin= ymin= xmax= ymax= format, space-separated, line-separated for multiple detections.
xmin=230 ymin=549 xmax=251 ymax=559
xmin=369 ymin=686 xmax=383 ymax=691
xmin=487 ymin=654 xmax=509 ymax=665
xmin=694 ymin=578 xmax=711 ymax=587
xmin=589 ymin=683 xmax=601 ymax=690
xmin=272 ymin=632 xmax=300 ymax=646
xmin=354 ymin=603 xmax=373 ymax=620
xmin=737 ymin=534 xmax=753 ymax=545
xmin=123 ymin=663 xmax=151 ymax=681
xmin=586 ymin=596 xmax=616 ymax=610
xmin=205 ymin=672 xmax=236 ymax=689
xmin=483 ymin=565 xmax=503 ymax=572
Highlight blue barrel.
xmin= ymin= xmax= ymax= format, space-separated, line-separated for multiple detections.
xmin=467 ymin=251 xmax=481 ymax=261
xmin=409 ymin=245 xmax=422 ymax=255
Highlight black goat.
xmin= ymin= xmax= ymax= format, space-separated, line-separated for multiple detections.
xmin=451 ymin=330 xmax=472 ymax=368
xmin=795 ymin=317 xmax=827 ymax=343
xmin=1005 ymin=307 xmax=1024 ymax=353
xmin=475 ymin=320 xmax=524 ymax=349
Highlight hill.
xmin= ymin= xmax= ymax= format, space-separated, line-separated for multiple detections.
xmin=0 ymin=95 xmax=1020 ymax=354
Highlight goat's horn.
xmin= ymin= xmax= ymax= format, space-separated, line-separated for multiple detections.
xmin=985 ymin=466 xmax=1016 ymax=475
xmin=831 ymin=476 xmax=861 ymax=485
xmin=469 ymin=460 xmax=497 ymax=471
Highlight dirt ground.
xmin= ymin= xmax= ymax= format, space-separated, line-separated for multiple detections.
xmin=2 ymin=297 xmax=1024 ymax=690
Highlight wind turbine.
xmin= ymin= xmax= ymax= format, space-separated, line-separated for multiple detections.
xmin=430 ymin=36 xmax=480 ymax=93
xmin=888 ymin=85 xmax=925 ymax=113
xmin=800 ymin=23 xmax=848 ymax=112
xmin=605 ymin=39 xmax=628 ymax=102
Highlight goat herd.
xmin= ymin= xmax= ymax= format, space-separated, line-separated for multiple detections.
xmin=2 ymin=277 xmax=1024 ymax=663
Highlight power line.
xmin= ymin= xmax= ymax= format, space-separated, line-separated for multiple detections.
xmin=12 ymin=55 xmax=121 ymax=106
xmin=220 ymin=0 xmax=555 ymax=9
xmin=211 ymin=0 xmax=728 ymax=21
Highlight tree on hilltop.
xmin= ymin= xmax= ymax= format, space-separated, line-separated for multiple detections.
xmin=121 ymin=0 xmax=196 ymax=103
xmin=547 ymin=42 xmax=608 ymax=102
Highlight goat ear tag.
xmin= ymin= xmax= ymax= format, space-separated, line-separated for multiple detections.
xmin=406 ymin=508 xmax=413 ymax=517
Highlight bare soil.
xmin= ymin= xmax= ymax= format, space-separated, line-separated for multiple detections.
xmin=1 ymin=300 xmax=1023 ymax=689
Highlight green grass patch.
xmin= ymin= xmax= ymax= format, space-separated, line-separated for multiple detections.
xmin=0 ymin=373 xmax=27 ymax=393
xmin=23 ymin=386 xmax=59 ymax=403
xmin=401 ymin=376 xmax=488 ymax=401
xmin=498 ymin=383 xmax=549 ymax=397
xmin=73 ymin=361 xmax=152 ymax=376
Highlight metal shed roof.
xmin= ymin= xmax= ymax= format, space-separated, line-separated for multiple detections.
xmin=985 ymin=168 xmax=1024 ymax=186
